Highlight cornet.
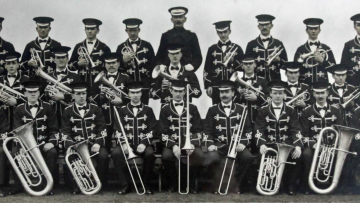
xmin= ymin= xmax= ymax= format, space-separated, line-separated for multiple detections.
xmin=298 ymin=48 xmax=332 ymax=68
xmin=230 ymin=71 xmax=265 ymax=96
xmin=285 ymin=90 xmax=310 ymax=106
xmin=121 ymin=45 xmax=142 ymax=66
xmin=0 ymin=83 xmax=25 ymax=103
xmin=94 ymin=71 xmax=129 ymax=98
xmin=223 ymin=46 xmax=238 ymax=68
xmin=265 ymin=46 xmax=283 ymax=66
xmin=152 ymin=65 xmax=179 ymax=80
xmin=78 ymin=46 xmax=96 ymax=68
xmin=30 ymin=48 xmax=45 ymax=69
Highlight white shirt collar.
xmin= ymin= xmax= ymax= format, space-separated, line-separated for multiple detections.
xmin=260 ymin=34 xmax=271 ymax=40
xmin=308 ymin=39 xmax=319 ymax=43
xmin=334 ymin=83 xmax=345 ymax=87
xmin=129 ymin=38 xmax=139 ymax=43
xmin=38 ymin=36 xmax=49 ymax=42
xmin=87 ymin=39 xmax=97 ymax=44
xmin=219 ymin=39 xmax=230 ymax=44
xmin=28 ymin=101 xmax=39 ymax=106
xmin=316 ymin=102 xmax=327 ymax=108
xmin=131 ymin=101 xmax=141 ymax=106
xmin=170 ymin=63 xmax=181 ymax=69
xmin=272 ymin=102 xmax=283 ymax=108
xmin=221 ymin=101 xmax=232 ymax=107
xmin=288 ymin=81 xmax=298 ymax=85
xmin=173 ymin=100 xmax=184 ymax=106
xmin=76 ymin=103 xmax=87 ymax=109
xmin=108 ymin=71 xmax=118 ymax=76
xmin=245 ymin=74 xmax=255 ymax=78
xmin=7 ymin=72 xmax=18 ymax=77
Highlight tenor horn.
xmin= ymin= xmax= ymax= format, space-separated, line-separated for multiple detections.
xmin=309 ymin=125 xmax=358 ymax=194
xmin=3 ymin=122 xmax=54 ymax=196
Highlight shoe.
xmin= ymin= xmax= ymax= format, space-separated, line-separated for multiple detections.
xmin=0 ymin=188 xmax=5 ymax=197
xmin=190 ymin=188 xmax=198 ymax=194
xmin=167 ymin=186 xmax=175 ymax=193
xmin=118 ymin=187 xmax=130 ymax=195
xmin=288 ymin=185 xmax=296 ymax=196
xmin=71 ymin=188 xmax=80 ymax=195
xmin=304 ymin=190 xmax=310 ymax=195
xmin=8 ymin=188 xmax=22 ymax=195
xmin=145 ymin=189 xmax=153 ymax=195
xmin=235 ymin=187 xmax=241 ymax=195
xmin=47 ymin=191 xmax=55 ymax=196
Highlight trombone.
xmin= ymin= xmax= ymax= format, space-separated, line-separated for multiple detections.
xmin=113 ymin=106 xmax=146 ymax=195
xmin=78 ymin=46 xmax=96 ymax=68
xmin=218 ymin=108 xmax=248 ymax=195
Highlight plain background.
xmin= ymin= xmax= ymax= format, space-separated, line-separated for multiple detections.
xmin=1 ymin=0 xmax=360 ymax=118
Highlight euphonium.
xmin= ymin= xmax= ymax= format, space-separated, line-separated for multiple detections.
xmin=78 ymin=46 xmax=96 ymax=68
xmin=218 ymin=108 xmax=248 ymax=195
xmin=30 ymin=48 xmax=45 ymax=69
xmin=65 ymin=140 xmax=102 ymax=195
xmin=0 ymin=82 xmax=25 ymax=103
xmin=223 ymin=46 xmax=238 ymax=68
xmin=152 ymin=65 xmax=179 ymax=80
xmin=3 ymin=122 xmax=54 ymax=196
xmin=285 ymin=90 xmax=310 ymax=106
xmin=309 ymin=125 xmax=358 ymax=194
xmin=113 ymin=106 xmax=146 ymax=195
xmin=256 ymin=143 xmax=295 ymax=195
xmin=94 ymin=71 xmax=129 ymax=98
xmin=265 ymin=46 xmax=283 ymax=66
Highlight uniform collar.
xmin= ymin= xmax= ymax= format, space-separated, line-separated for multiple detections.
xmin=272 ymin=102 xmax=283 ymax=109
xmin=28 ymin=101 xmax=39 ymax=106
xmin=260 ymin=34 xmax=271 ymax=40
xmin=129 ymin=38 xmax=139 ymax=43
xmin=244 ymin=74 xmax=255 ymax=78
xmin=288 ymin=81 xmax=298 ymax=85
xmin=316 ymin=102 xmax=327 ymax=109
xmin=221 ymin=101 xmax=232 ymax=107
xmin=75 ymin=103 xmax=87 ymax=109
xmin=308 ymin=39 xmax=319 ymax=44
xmin=108 ymin=71 xmax=118 ymax=76
xmin=334 ymin=83 xmax=345 ymax=87
xmin=38 ymin=36 xmax=49 ymax=42
xmin=86 ymin=39 xmax=97 ymax=44
xmin=173 ymin=100 xmax=184 ymax=106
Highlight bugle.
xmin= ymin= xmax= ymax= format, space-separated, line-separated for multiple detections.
xmin=230 ymin=71 xmax=265 ymax=96
xmin=266 ymin=46 xmax=283 ymax=66
xmin=285 ymin=90 xmax=310 ymax=106
xmin=78 ymin=46 xmax=96 ymax=68
xmin=94 ymin=71 xmax=129 ymax=98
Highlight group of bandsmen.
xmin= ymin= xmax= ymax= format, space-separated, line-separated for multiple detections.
xmin=0 ymin=5 xmax=360 ymax=197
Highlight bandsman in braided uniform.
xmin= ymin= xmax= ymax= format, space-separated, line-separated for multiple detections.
xmin=0 ymin=108 xmax=10 ymax=197
xmin=245 ymin=14 xmax=288 ymax=82
xmin=203 ymin=81 xmax=253 ymax=194
xmin=204 ymin=21 xmax=244 ymax=105
xmin=116 ymin=18 xmax=155 ymax=105
xmin=112 ymin=81 xmax=157 ymax=195
xmin=0 ymin=17 xmax=15 ymax=75
xmin=294 ymin=18 xmax=336 ymax=84
xmin=21 ymin=17 xmax=61 ymax=76
xmin=254 ymin=81 xmax=303 ymax=195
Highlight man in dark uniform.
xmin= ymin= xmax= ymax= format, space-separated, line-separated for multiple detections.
xmin=294 ymin=18 xmax=336 ymax=85
xmin=0 ymin=17 xmax=15 ymax=75
xmin=112 ymin=81 xmax=157 ymax=195
xmin=0 ymin=108 xmax=9 ymax=197
xmin=10 ymin=80 xmax=59 ymax=195
xmin=61 ymin=82 xmax=108 ymax=194
xmin=155 ymin=6 xmax=202 ymax=72
xmin=204 ymin=21 xmax=244 ymax=105
xmin=152 ymin=43 xmax=202 ymax=106
xmin=300 ymin=82 xmax=344 ymax=194
xmin=255 ymin=81 xmax=303 ymax=195
xmin=281 ymin=62 xmax=313 ymax=117
xmin=21 ymin=17 xmax=61 ymax=76
xmin=115 ymin=18 xmax=155 ymax=105
xmin=341 ymin=14 xmax=360 ymax=87
xmin=159 ymin=80 xmax=203 ymax=193
xmin=0 ymin=52 xmax=28 ymax=130
xmin=203 ymin=80 xmax=253 ymax=194
xmin=68 ymin=18 xmax=111 ymax=97
xmin=245 ymin=14 xmax=288 ymax=82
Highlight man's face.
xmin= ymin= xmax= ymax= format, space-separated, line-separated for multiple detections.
xmin=242 ymin=61 xmax=256 ymax=75
xmin=171 ymin=15 xmax=187 ymax=28
xmin=333 ymin=73 xmax=347 ymax=86
xmin=73 ymin=91 xmax=87 ymax=106
xmin=313 ymin=90 xmax=328 ymax=103
xmin=105 ymin=61 xmax=119 ymax=73
xmin=85 ymin=27 xmax=99 ymax=39
xmin=258 ymin=23 xmax=273 ymax=36
xmin=55 ymin=55 xmax=68 ymax=69
xmin=36 ymin=25 xmax=51 ymax=38
xmin=286 ymin=71 xmax=300 ymax=83
xmin=168 ymin=52 xmax=182 ymax=64
xmin=220 ymin=89 xmax=234 ymax=104
xmin=171 ymin=88 xmax=185 ymax=102
xmin=126 ymin=27 xmax=140 ymax=41
xmin=217 ymin=29 xmax=231 ymax=42
xmin=129 ymin=90 xmax=142 ymax=104
xmin=25 ymin=90 xmax=40 ymax=103
xmin=270 ymin=89 xmax=285 ymax=105
xmin=354 ymin=23 xmax=360 ymax=35
xmin=5 ymin=61 xmax=19 ymax=75
xmin=306 ymin=27 xmax=321 ymax=40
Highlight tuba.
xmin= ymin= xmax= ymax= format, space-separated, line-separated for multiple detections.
xmin=218 ymin=107 xmax=248 ymax=195
xmin=94 ymin=71 xmax=129 ymax=99
xmin=78 ymin=46 xmax=96 ymax=68
xmin=256 ymin=143 xmax=295 ymax=195
xmin=113 ymin=106 xmax=146 ymax=195
xmin=309 ymin=125 xmax=358 ymax=194
xmin=0 ymin=83 xmax=25 ymax=103
xmin=3 ymin=122 xmax=54 ymax=196
xmin=65 ymin=140 xmax=102 ymax=195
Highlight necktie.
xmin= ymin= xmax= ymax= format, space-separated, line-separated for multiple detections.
xmin=57 ymin=71 xmax=66 ymax=75
xmin=171 ymin=66 xmax=179 ymax=71
xmin=223 ymin=105 xmax=230 ymax=109
xmin=29 ymin=104 xmax=39 ymax=109
xmin=88 ymin=41 xmax=93 ymax=44
xmin=131 ymin=104 xmax=140 ymax=109
xmin=288 ymin=84 xmax=297 ymax=88
xmin=131 ymin=41 xmax=137 ymax=45
xmin=175 ymin=102 xmax=183 ymax=106
xmin=336 ymin=86 xmax=344 ymax=90
xmin=78 ymin=106 xmax=87 ymax=111
xmin=108 ymin=75 xmax=116 ymax=79
xmin=262 ymin=38 xmax=270 ymax=42
xmin=8 ymin=75 xmax=16 ymax=78
xmin=309 ymin=42 xmax=319 ymax=46
xmin=39 ymin=39 xmax=47 ymax=43
xmin=244 ymin=77 xmax=254 ymax=81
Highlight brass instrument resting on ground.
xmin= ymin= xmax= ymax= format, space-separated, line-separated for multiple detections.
xmin=65 ymin=140 xmax=102 ymax=195
xmin=94 ymin=71 xmax=129 ymax=99
xmin=3 ymin=122 xmax=54 ymax=196
xmin=0 ymin=83 xmax=25 ymax=103
xmin=78 ymin=46 xmax=96 ymax=68
xmin=309 ymin=125 xmax=358 ymax=194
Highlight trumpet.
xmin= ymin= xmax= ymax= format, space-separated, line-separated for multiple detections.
xmin=230 ymin=71 xmax=265 ymax=96
xmin=265 ymin=46 xmax=283 ymax=66
xmin=94 ymin=71 xmax=129 ymax=98
xmin=113 ymin=106 xmax=146 ymax=195
xmin=223 ymin=46 xmax=238 ymax=67
xmin=218 ymin=108 xmax=248 ymax=195
xmin=3 ymin=122 xmax=54 ymax=196
xmin=78 ymin=46 xmax=96 ymax=68
xmin=152 ymin=65 xmax=179 ymax=80
xmin=30 ymin=48 xmax=45 ymax=69
xmin=341 ymin=89 xmax=360 ymax=108
xmin=285 ymin=90 xmax=310 ymax=106
xmin=65 ymin=140 xmax=102 ymax=195
xmin=309 ymin=125 xmax=358 ymax=194
xmin=0 ymin=83 xmax=25 ymax=103
xmin=256 ymin=143 xmax=295 ymax=195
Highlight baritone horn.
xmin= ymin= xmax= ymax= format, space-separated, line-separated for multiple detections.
xmin=256 ymin=143 xmax=295 ymax=195
xmin=65 ymin=140 xmax=102 ymax=195
xmin=218 ymin=108 xmax=248 ymax=195
xmin=3 ymin=122 xmax=54 ymax=196
xmin=113 ymin=106 xmax=146 ymax=195
xmin=78 ymin=46 xmax=96 ymax=68
xmin=309 ymin=125 xmax=358 ymax=194
xmin=94 ymin=71 xmax=129 ymax=98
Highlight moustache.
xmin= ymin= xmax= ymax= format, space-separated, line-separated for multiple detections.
xmin=221 ymin=96 xmax=228 ymax=100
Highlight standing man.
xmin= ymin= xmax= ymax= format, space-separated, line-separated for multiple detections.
xmin=0 ymin=17 xmax=15 ymax=75
xmin=204 ymin=21 xmax=244 ymax=105
xmin=0 ymin=108 xmax=9 ymax=197
xmin=245 ymin=14 xmax=288 ymax=82
xmin=294 ymin=18 xmax=336 ymax=85
xmin=159 ymin=80 xmax=203 ymax=193
xmin=116 ymin=18 xmax=155 ymax=105
xmin=11 ymin=80 xmax=59 ymax=195
xmin=112 ymin=81 xmax=157 ymax=195
xmin=21 ymin=17 xmax=61 ymax=76
xmin=61 ymin=82 xmax=108 ymax=194
xmin=203 ymin=80 xmax=253 ymax=194
xmin=254 ymin=81 xmax=303 ymax=195
xmin=155 ymin=6 xmax=202 ymax=72
xmin=341 ymin=14 xmax=360 ymax=87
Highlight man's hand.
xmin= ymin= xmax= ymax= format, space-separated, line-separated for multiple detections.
xmin=137 ymin=144 xmax=146 ymax=153
xmin=91 ymin=144 xmax=100 ymax=153
xmin=184 ymin=64 xmax=194 ymax=71
xmin=173 ymin=145 xmax=181 ymax=160
xmin=272 ymin=56 xmax=281 ymax=62
xmin=27 ymin=59 xmax=38 ymax=68
xmin=236 ymin=143 xmax=246 ymax=152
xmin=244 ymin=91 xmax=257 ymax=101
xmin=123 ymin=52 xmax=135 ymax=63
xmin=187 ymin=144 xmax=195 ymax=156
xmin=122 ymin=144 xmax=133 ymax=154
xmin=292 ymin=146 xmax=301 ymax=159
xmin=49 ymin=88 xmax=65 ymax=101
xmin=111 ymin=96 xmax=123 ymax=106
xmin=312 ymin=143 xmax=318 ymax=149
xmin=260 ymin=145 xmax=268 ymax=154
xmin=6 ymin=97 xmax=17 ymax=106
xmin=77 ymin=58 xmax=89 ymax=67
xmin=314 ymin=52 xmax=324 ymax=64
xmin=43 ymin=143 xmax=54 ymax=152
xmin=294 ymin=99 xmax=306 ymax=108
xmin=207 ymin=145 xmax=217 ymax=152
xmin=206 ymin=87 xmax=213 ymax=97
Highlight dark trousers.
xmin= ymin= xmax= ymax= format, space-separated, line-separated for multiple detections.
xmin=302 ymin=147 xmax=314 ymax=190
xmin=0 ymin=147 xmax=6 ymax=185
xmin=111 ymin=145 xmax=155 ymax=190
xmin=204 ymin=148 xmax=253 ymax=192
xmin=105 ymin=125 xmax=114 ymax=152
xmin=162 ymin=146 xmax=204 ymax=190
xmin=141 ymin=89 xmax=150 ymax=105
